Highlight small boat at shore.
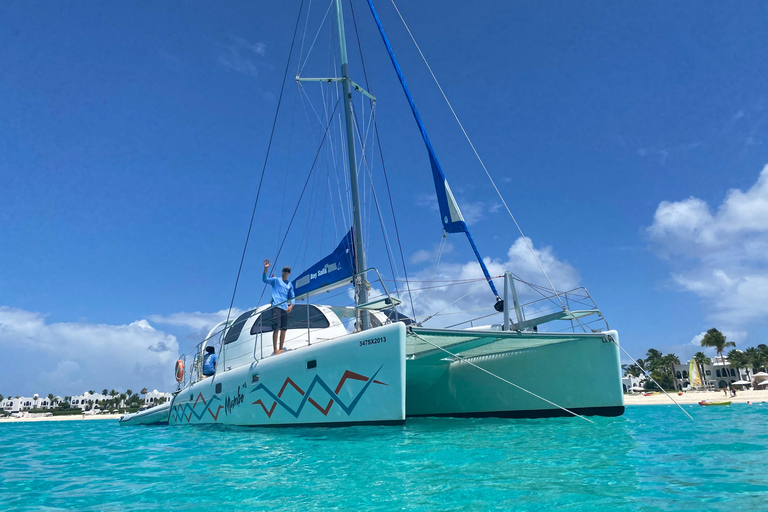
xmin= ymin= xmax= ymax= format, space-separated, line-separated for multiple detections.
xmin=698 ymin=400 xmax=731 ymax=406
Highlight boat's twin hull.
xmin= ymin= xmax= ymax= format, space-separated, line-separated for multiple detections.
xmin=168 ymin=323 xmax=406 ymax=427
xmin=405 ymin=329 xmax=624 ymax=419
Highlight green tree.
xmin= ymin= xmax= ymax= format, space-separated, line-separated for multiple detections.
xmin=47 ymin=393 xmax=55 ymax=409
xmin=102 ymin=389 xmax=108 ymax=396
xmin=700 ymin=328 xmax=735 ymax=365
xmin=693 ymin=352 xmax=712 ymax=388
xmin=662 ymin=353 xmax=681 ymax=391
xmin=745 ymin=347 xmax=767 ymax=374
xmin=727 ymin=350 xmax=748 ymax=380
xmin=0 ymin=394 xmax=4 ymax=403
xmin=140 ymin=388 xmax=148 ymax=406
xmin=623 ymin=358 xmax=647 ymax=378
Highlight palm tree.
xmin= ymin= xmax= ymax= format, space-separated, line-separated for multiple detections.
xmin=700 ymin=328 xmax=735 ymax=365
xmin=102 ymin=389 xmax=108 ymax=396
xmin=662 ymin=353 xmax=681 ymax=391
xmin=47 ymin=393 xmax=55 ymax=409
xmin=140 ymin=388 xmax=148 ymax=405
xmin=693 ymin=352 xmax=711 ymax=388
xmin=126 ymin=389 xmax=133 ymax=398
xmin=745 ymin=347 xmax=767 ymax=374
xmin=727 ymin=350 xmax=748 ymax=380
xmin=623 ymin=358 xmax=647 ymax=378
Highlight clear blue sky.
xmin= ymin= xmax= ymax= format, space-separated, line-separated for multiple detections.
xmin=2 ymin=0 xmax=767 ymax=396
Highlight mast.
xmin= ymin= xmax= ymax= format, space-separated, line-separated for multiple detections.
xmin=334 ymin=0 xmax=370 ymax=330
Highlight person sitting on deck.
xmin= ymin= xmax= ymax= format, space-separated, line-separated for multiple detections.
xmin=202 ymin=346 xmax=217 ymax=378
xmin=263 ymin=259 xmax=295 ymax=355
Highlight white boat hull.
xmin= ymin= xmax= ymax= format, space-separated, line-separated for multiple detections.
xmin=168 ymin=323 xmax=406 ymax=427
xmin=405 ymin=328 xmax=624 ymax=418
xmin=119 ymin=401 xmax=171 ymax=426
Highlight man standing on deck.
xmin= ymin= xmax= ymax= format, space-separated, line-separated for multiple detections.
xmin=263 ymin=259 xmax=295 ymax=355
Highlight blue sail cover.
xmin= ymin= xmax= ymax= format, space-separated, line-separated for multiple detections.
xmin=366 ymin=0 xmax=500 ymax=299
xmin=291 ymin=229 xmax=357 ymax=298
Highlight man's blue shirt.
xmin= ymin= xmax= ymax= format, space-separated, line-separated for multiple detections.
xmin=202 ymin=353 xmax=217 ymax=376
xmin=263 ymin=272 xmax=295 ymax=310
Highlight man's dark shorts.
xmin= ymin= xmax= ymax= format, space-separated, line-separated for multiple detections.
xmin=272 ymin=307 xmax=289 ymax=331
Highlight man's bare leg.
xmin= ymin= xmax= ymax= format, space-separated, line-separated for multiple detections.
xmin=279 ymin=330 xmax=287 ymax=351
xmin=272 ymin=330 xmax=281 ymax=354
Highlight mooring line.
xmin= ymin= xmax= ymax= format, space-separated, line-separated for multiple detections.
xmin=609 ymin=336 xmax=694 ymax=420
xmin=409 ymin=331 xmax=594 ymax=424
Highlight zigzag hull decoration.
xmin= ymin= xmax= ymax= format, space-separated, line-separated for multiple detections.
xmin=170 ymin=366 xmax=387 ymax=424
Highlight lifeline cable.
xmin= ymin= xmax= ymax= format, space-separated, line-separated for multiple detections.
xmin=409 ymin=331 xmax=594 ymax=424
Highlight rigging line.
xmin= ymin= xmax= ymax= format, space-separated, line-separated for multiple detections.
xmin=388 ymin=0 xmax=565 ymax=310
xmin=373 ymin=115 xmax=415 ymax=318
xmin=349 ymin=0 xmax=414 ymax=317
xmin=296 ymin=0 xmax=314 ymax=77
xmin=419 ymin=234 xmax=447 ymax=315
xmin=258 ymin=99 xmax=341 ymax=305
xmin=612 ymin=340 xmax=694 ymax=421
xmin=409 ymin=331 xmax=594 ymax=424
xmin=416 ymin=275 xmax=486 ymax=326
xmin=298 ymin=0 xmax=334 ymax=77
xmin=225 ymin=0 xmax=306 ymax=336
xmin=276 ymin=91 xmax=300 ymax=259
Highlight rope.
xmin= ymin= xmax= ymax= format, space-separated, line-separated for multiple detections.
xmin=349 ymin=0 xmax=416 ymax=318
xmin=409 ymin=331 xmax=594 ymax=423
xmin=389 ymin=0 xmax=565 ymax=309
xmin=610 ymin=337 xmax=694 ymax=420
xmin=258 ymin=98 xmax=341 ymax=304
xmin=224 ymin=0 xmax=306 ymax=339
xmin=416 ymin=278 xmax=490 ymax=326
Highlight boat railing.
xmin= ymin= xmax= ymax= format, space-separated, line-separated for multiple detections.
xmin=214 ymin=266 xmax=404 ymax=371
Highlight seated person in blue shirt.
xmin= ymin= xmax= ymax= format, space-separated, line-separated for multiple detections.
xmin=263 ymin=259 xmax=295 ymax=355
xmin=202 ymin=346 xmax=217 ymax=378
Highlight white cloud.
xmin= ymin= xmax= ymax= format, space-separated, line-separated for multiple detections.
xmin=409 ymin=243 xmax=454 ymax=265
xmin=401 ymin=237 xmax=579 ymax=328
xmin=0 ymin=307 xmax=179 ymax=396
xmin=216 ymin=37 xmax=268 ymax=78
xmin=647 ymin=164 xmax=768 ymax=325
xmin=148 ymin=309 xmax=241 ymax=331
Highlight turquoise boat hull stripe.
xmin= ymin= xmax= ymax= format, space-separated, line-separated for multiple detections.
xmin=366 ymin=0 xmax=499 ymax=298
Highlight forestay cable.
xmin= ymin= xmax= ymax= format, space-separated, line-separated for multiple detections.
xmin=389 ymin=0 xmax=564 ymax=309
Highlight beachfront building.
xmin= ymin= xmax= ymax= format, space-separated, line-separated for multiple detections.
xmin=1 ymin=395 xmax=60 ymax=413
xmin=622 ymin=375 xmax=645 ymax=394
xmin=674 ymin=356 xmax=752 ymax=391
xmin=144 ymin=390 xmax=172 ymax=405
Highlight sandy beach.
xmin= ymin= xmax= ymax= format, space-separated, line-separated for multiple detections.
xmin=0 ymin=413 xmax=123 ymax=423
xmin=624 ymin=389 xmax=768 ymax=406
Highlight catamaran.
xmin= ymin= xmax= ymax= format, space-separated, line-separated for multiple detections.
xmin=120 ymin=0 xmax=623 ymax=427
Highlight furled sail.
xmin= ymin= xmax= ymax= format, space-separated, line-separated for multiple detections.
xmin=366 ymin=0 xmax=500 ymax=299
xmin=291 ymin=229 xmax=357 ymax=299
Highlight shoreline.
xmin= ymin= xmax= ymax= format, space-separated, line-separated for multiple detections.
xmin=624 ymin=389 xmax=768 ymax=406
xmin=0 ymin=413 xmax=123 ymax=423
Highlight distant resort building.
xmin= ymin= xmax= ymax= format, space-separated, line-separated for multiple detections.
xmin=1 ymin=390 xmax=172 ymax=414
xmin=623 ymin=355 xmax=758 ymax=393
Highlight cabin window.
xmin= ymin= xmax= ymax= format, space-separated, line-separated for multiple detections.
xmin=250 ymin=305 xmax=330 ymax=335
xmin=224 ymin=308 xmax=259 ymax=344
xmin=716 ymin=370 xmax=721 ymax=378
xmin=730 ymin=369 xmax=736 ymax=377
xmin=676 ymin=371 xmax=682 ymax=379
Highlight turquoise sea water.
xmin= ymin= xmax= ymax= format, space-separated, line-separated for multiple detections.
xmin=1 ymin=404 xmax=767 ymax=511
